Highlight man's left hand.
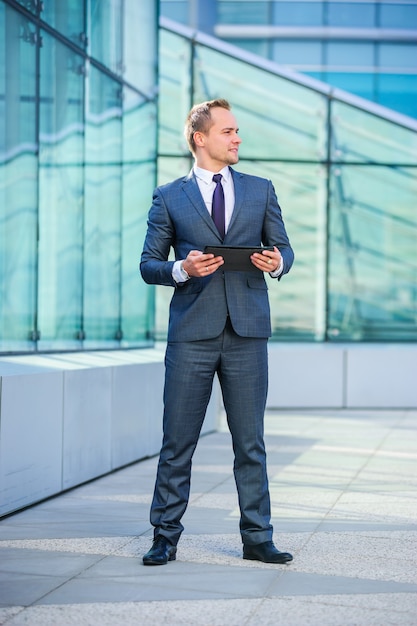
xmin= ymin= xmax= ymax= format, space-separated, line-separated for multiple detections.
xmin=251 ymin=246 xmax=281 ymax=273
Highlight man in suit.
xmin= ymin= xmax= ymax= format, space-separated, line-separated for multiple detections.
xmin=140 ymin=99 xmax=294 ymax=565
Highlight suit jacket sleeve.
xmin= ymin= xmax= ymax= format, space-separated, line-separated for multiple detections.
xmin=140 ymin=186 xmax=178 ymax=287
xmin=262 ymin=180 xmax=294 ymax=280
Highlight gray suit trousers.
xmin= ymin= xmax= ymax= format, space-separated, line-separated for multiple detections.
xmin=149 ymin=318 xmax=273 ymax=546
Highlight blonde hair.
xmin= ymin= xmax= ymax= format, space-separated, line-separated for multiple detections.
xmin=184 ymin=99 xmax=231 ymax=155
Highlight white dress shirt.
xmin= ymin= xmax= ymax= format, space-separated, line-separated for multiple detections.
xmin=194 ymin=164 xmax=235 ymax=232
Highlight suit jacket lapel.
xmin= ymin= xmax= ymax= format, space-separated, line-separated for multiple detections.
xmin=182 ymin=171 xmax=221 ymax=238
xmin=181 ymin=168 xmax=247 ymax=242
xmin=226 ymin=168 xmax=245 ymax=237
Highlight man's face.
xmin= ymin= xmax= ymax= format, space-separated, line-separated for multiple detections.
xmin=196 ymin=107 xmax=242 ymax=171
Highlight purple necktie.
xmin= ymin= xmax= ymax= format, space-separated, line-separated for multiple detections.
xmin=212 ymin=173 xmax=225 ymax=239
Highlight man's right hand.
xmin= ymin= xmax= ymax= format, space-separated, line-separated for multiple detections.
xmin=182 ymin=250 xmax=224 ymax=278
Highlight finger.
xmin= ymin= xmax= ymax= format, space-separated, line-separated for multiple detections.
xmin=256 ymin=252 xmax=274 ymax=265
xmin=201 ymin=257 xmax=223 ymax=275
xmin=200 ymin=253 xmax=219 ymax=262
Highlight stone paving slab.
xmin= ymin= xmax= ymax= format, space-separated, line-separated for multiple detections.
xmin=0 ymin=409 xmax=416 ymax=625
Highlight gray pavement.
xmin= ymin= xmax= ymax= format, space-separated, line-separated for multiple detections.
xmin=0 ymin=408 xmax=416 ymax=625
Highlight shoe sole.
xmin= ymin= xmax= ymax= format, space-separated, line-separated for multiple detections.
xmin=243 ymin=553 xmax=292 ymax=564
xmin=143 ymin=550 xmax=177 ymax=566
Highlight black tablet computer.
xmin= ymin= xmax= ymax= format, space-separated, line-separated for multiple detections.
xmin=204 ymin=246 xmax=274 ymax=272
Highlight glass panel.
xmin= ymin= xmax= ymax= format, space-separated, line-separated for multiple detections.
xmin=15 ymin=0 xmax=37 ymax=15
xmin=245 ymin=161 xmax=327 ymax=341
xmin=325 ymin=72 xmax=375 ymax=102
xmin=124 ymin=0 xmax=158 ymax=94
xmin=225 ymin=38 xmax=270 ymax=58
xmin=155 ymin=157 xmax=327 ymax=342
xmin=0 ymin=5 xmax=38 ymax=352
xmin=378 ymin=43 xmax=417 ymax=69
xmin=41 ymin=0 xmax=86 ymax=49
xmin=328 ymin=165 xmax=417 ymax=341
xmin=158 ymin=30 xmax=192 ymax=155
xmin=377 ymin=73 xmax=417 ymax=119
xmin=157 ymin=157 xmax=194 ymax=199
xmin=304 ymin=70 xmax=325 ymax=83
xmin=326 ymin=2 xmax=375 ymax=27
xmin=379 ymin=3 xmax=417 ymax=29
xmin=0 ymin=0 xmax=159 ymax=355
xmin=331 ymin=101 xmax=417 ymax=165
xmin=194 ymin=45 xmax=328 ymax=161
xmin=159 ymin=20 xmax=417 ymax=344
xmin=37 ymin=31 xmax=85 ymax=350
xmin=157 ymin=156 xmax=194 ymax=187
xmin=84 ymin=66 xmax=123 ymax=345
xmin=89 ymin=0 xmax=123 ymax=75
xmin=273 ymin=1 xmax=324 ymax=26
xmin=219 ymin=2 xmax=269 ymax=25
xmin=326 ymin=42 xmax=374 ymax=67
xmin=154 ymin=156 xmax=192 ymax=340
xmin=273 ymin=41 xmax=322 ymax=66
xmin=121 ymin=91 xmax=157 ymax=344
xmin=160 ymin=1 xmax=189 ymax=25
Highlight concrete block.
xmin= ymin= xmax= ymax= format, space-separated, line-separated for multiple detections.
xmin=346 ymin=345 xmax=417 ymax=408
xmin=62 ymin=366 xmax=112 ymax=489
xmin=0 ymin=370 xmax=63 ymax=516
xmin=111 ymin=360 xmax=164 ymax=467
xmin=267 ymin=344 xmax=345 ymax=408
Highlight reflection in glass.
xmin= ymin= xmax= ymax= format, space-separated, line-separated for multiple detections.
xmin=37 ymin=31 xmax=85 ymax=349
xmin=158 ymin=30 xmax=192 ymax=156
xmin=90 ymin=0 xmax=123 ymax=75
xmin=326 ymin=2 xmax=375 ymax=27
xmin=331 ymin=101 xmax=417 ymax=165
xmin=122 ymin=92 xmax=157 ymax=343
xmin=326 ymin=42 xmax=374 ymax=67
xmin=378 ymin=43 xmax=417 ymax=69
xmin=14 ymin=0 xmax=38 ymax=15
xmin=0 ymin=0 xmax=158 ymax=354
xmin=41 ymin=0 xmax=86 ymax=49
xmin=377 ymin=74 xmax=417 ymax=120
xmin=219 ymin=1 xmax=269 ymax=25
xmin=160 ymin=1 xmax=189 ymax=26
xmin=194 ymin=45 xmax=328 ymax=161
xmin=243 ymin=161 xmax=327 ymax=340
xmin=158 ymin=21 xmax=417 ymax=344
xmin=272 ymin=1 xmax=323 ymax=26
xmin=225 ymin=38 xmax=269 ymax=58
xmin=0 ymin=5 xmax=38 ymax=351
xmin=84 ymin=66 xmax=123 ymax=345
xmin=123 ymin=0 xmax=158 ymax=94
xmin=273 ymin=40 xmax=322 ymax=66
xmin=379 ymin=3 xmax=417 ymax=29
xmin=325 ymin=72 xmax=375 ymax=103
xmin=328 ymin=165 xmax=417 ymax=340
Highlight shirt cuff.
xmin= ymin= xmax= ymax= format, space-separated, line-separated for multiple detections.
xmin=269 ymin=257 xmax=283 ymax=278
xmin=173 ymin=260 xmax=190 ymax=283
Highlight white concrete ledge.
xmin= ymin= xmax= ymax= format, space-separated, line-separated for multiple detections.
xmin=1 ymin=343 xmax=415 ymax=517
xmin=0 ymin=349 xmax=219 ymax=517
xmin=267 ymin=343 xmax=417 ymax=409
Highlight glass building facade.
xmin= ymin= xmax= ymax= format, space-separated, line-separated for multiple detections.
xmin=157 ymin=18 xmax=417 ymax=342
xmin=0 ymin=0 xmax=158 ymax=353
xmin=1 ymin=1 xmax=416 ymax=355
xmin=161 ymin=0 xmax=417 ymax=119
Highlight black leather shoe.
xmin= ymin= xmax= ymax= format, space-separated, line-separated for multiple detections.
xmin=143 ymin=536 xmax=177 ymax=565
xmin=243 ymin=541 xmax=293 ymax=564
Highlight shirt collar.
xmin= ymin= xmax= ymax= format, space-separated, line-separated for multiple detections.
xmin=193 ymin=165 xmax=231 ymax=185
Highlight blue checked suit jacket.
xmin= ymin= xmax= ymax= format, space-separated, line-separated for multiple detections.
xmin=140 ymin=167 xmax=294 ymax=342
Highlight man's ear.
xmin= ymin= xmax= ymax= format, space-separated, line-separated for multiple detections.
xmin=193 ymin=131 xmax=205 ymax=148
